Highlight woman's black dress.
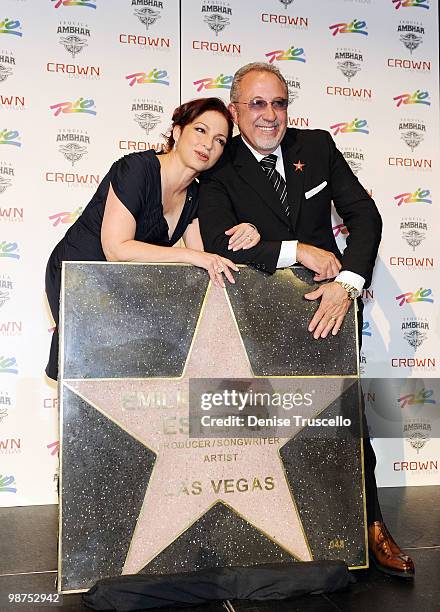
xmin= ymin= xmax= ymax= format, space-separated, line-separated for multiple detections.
xmin=45 ymin=150 xmax=198 ymax=380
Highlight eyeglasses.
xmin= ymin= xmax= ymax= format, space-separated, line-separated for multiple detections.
xmin=233 ymin=98 xmax=289 ymax=112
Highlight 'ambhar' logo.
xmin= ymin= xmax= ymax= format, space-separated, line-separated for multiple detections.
xmin=402 ymin=317 xmax=429 ymax=349
xmin=335 ymin=48 xmax=363 ymax=81
xmin=58 ymin=21 xmax=90 ymax=58
xmin=0 ymin=19 xmax=22 ymax=37
xmin=393 ymin=90 xmax=430 ymax=107
xmin=330 ymin=118 xmax=369 ymax=136
xmin=398 ymin=118 xmax=425 ymax=151
xmin=49 ymin=207 xmax=83 ymax=227
xmin=0 ymin=241 xmax=19 ymax=259
xmin=0 ymin=356 xmax=18 ymax=374
xmin=279 ymin=0 xmax=294 ymax=7
xmin=400 ymin=217 xmax=427 ymax=249
xmin=52 ymin=1 xmax=97 ymax=9
xmin=57 ymin=128 xmax=90 ymax=165
xmin=202 ymin=2 xmax=231 ymax=36
xmin=394 ymin=188 xmax=431 ymax=206
xmin=285 ymin=76 xmax=301 ymax=104
xmin=0 ymin=275 xmax=13 ymax=308
xmin=342 ymin=148 xmax=364 ymax=174
xmin=392 ymin=0 xmax=429 ymax=10
xmin=193 ymin=73 xmax=233 ymax=92
xmin=0 ymin=474 xmax=16 ymax=492
xmin=398 ymin=21 xmax=424 ymax=53
xmin=50 ymin=97 xmax=96 ymax=116
xmin=132 ymin=98 xmax=164 ymax=134
xmin=126 ymin=69 xmax=169 ymax=87
xmin=133 ymin=1 xmax=163 ymax=31
xmin=0 ymin=51 xmax=15 ymax=83
xmin=0 ymin=162 xmax=14 ymax=194
xmin=265 ymin=46 xmax=306 ymax=64
xmin=329 ymin=19 xmax=368 ymax=37
xmin=0 ymin=129 xmax=20 ymax=147
xmin=395 ymin=287 xmax=433 ymax=306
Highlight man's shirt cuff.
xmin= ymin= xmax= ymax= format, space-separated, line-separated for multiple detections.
xmin=335 ymin=270 xmax=365 ymax=292
xmin=276 ymin=240 xmax=298 ymax=268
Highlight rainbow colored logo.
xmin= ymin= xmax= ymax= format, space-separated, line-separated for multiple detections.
xmin=0 ymin=241 xmax=20 ymax=259
xmin=193 ymin=74 xmax=233 ymax=92
xmin=0 ymin=129 xmax=21 ymax=147
xmin=125 ymin=69 xmax=170 ymax=87
xmin=0 ymin=18 xmax=22 ymax=37
xmin=393 ymin=90 xmax=430 ymax=107
xmin=47 ymin=441 xmax=60 ymax=456
xmin=362 ymin=321 xmax=372 ymax=337
xmin=330 ymin=118 xmax=369 ymax=136
xmin=398 ymin=388 xmax=435 ymax=409
xmin=333 ymin=223 xmax=348 ymax=237
xmin=265 ymin=46 xmax=306 ymax=64
xmin=394 ymin=188 xmax=432 ymax=206
xmin=329 ymin=19 xmax=368 ymax=36
xmin=0 ymin=474 xmax=17 ymax=493
xmin=395 ymin=288 xmax=434 ymax=306
xmin=49 ymin=207 xmax=83 ymax=227
xmin=50 ymin=98 xmax=96 ymax=117
xmin=0 ymin=356 xmax=18 ymax=375
xmin=392 ymin=0 xmax=429 ymax=10
xmin=52 ymin=0 xmax=97 ymax=8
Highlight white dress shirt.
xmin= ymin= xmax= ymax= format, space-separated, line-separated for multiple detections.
xmin=241 ymin=136 xmax=365 ymax=292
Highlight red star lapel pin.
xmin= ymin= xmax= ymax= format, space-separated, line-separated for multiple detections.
xmin=293 ymin=160 xmax=305 ymax=172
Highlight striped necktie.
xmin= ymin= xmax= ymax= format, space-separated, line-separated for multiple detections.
xmin=260 ymin=154 xmax=290 ymax=217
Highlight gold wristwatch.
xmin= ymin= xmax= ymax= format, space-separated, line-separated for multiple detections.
xmin=335 ymin=281 xmax=360 ymax=300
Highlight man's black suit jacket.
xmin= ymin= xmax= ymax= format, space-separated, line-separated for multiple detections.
xmin=198 ymin=128 xmax=382 ymax=288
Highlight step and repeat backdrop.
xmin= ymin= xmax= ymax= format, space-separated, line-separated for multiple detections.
xmin=1 ymin=0 xmax=439 ymax=506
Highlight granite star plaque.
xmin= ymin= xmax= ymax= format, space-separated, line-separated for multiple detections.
xmin=59 ymin=263 xmax=366 ymax=593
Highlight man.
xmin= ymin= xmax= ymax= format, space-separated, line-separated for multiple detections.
xmin=199 ymin=62 xmax=414 ymax=578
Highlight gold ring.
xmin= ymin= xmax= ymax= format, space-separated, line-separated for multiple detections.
xmin=330 ymin=317 xmax=336 ymax=323
xmin=216 ymin=267 xmax=223 ymax=274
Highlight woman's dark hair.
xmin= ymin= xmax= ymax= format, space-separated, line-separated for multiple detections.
xmin=164 ymin=97 xmax=234 ymax=152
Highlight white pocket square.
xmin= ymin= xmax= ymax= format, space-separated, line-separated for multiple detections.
xmin=305 ymin=181 xmax=328 ymax=200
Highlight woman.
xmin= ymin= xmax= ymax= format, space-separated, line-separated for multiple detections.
xmin=45 ymin=97 xmax=260 ymax=380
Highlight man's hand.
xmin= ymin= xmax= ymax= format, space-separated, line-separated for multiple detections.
xmin=296 ymin=243 xmax=341 ymax=281
xmin=304 ymin=281 xmax=351 ymax=339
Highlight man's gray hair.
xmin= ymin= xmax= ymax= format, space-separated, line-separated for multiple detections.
xmin=230 ymin=62 xmax=288 ymax=103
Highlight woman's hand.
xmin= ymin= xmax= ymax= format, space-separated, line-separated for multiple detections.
xmin=225 ymin=223 xmax=260 ymax=251
xmin=188 ymin=251 xmax=239 ymax=288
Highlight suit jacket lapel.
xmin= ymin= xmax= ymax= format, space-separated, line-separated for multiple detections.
xmin=232 ymin=138 xmax=291 ymax=227
xmin=282 ymin=130 xmax=305 ymax=232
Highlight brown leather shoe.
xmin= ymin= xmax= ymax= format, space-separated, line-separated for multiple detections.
xmin=368 ymin=521 xmax=415 ymax=578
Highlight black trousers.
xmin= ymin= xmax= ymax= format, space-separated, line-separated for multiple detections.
xmin=357 ymin=298 xmax=382 ymax=525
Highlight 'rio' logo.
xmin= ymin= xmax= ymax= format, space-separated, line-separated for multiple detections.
xmin=394 ymin=188 xmax=432 ymax=206
xmin=329 ymin=19 xmax=368 ymax=36
xmin=392 ymin=0 xmax=429 ymax=10
xmin=0 ymin=129 xmax=20 ymax=147
xmin=49 ymin=208 xmax=83 ymax=227
xmin=265 ymin=46 xmax=306 ymax=64
xmin=395 ymin=288 xmax=433 ymax=306
xmin=0 ymin=356 xmax=18 ymax=374
xmin=193 ymin=74 xmax=233 ymax=92
xmin=0 ymin=474 xmax=17 ymax=493
xmin=393 ymin=90 xmax=430 ymax=107
xmin=0 ymin=241 xmax=20 ymax=259
xmin=330 ymin=119 xmax=369 ymax=136
xmin=398 ymin=388 xmax=435 ymax=409
xmin=125 ymin=69 xmax=170 ymax=87
xmin=0 ymin=18 xmax=22 ymax=36
xmin=52 ymin=0 xmax=97 ymax=9
xmin=50 ymin=98 xmax=96 ymax=116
